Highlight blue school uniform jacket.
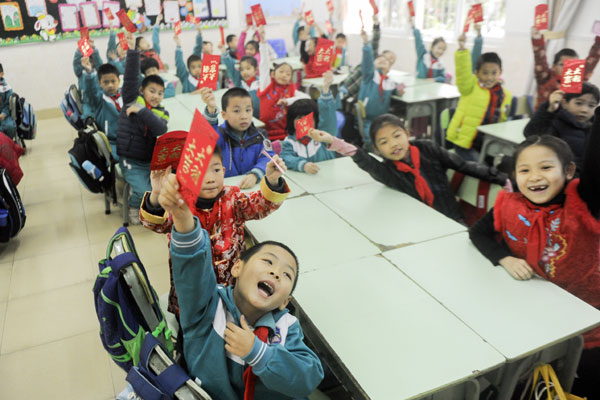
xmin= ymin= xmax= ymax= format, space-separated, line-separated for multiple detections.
xmin=280 ymin=91 xmax=337 ymax=172
xmin=81 ymin=71 xmax=121 ymax=145
xmin=222 ymin=53 xmax=260 ymax=118
xmin=170 ymin=219 xmax=324 ymax=400
xmin=0 ymin=78 xmax=16 ymax=138
xmin=358 ymin=44 xmax=397 ymax=120
xmin=107 ymin=31 xmax=125 ymax=75
xmin=175 ymin=33 xmax=205 ymax=93
xmin=204 ymin=107 xmax=273 ymax=180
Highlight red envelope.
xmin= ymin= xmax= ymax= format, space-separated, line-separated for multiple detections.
xmin=359 ymin=9 xmax=364 ymax=30
xmin=369 ymin=0 xmax=379 ymax=15
xmin=471 ymin=3 xmax=483 ymax=23
xmin=117 ymin=31 xmax=129 ymax=50
xmin=250 ymin=4 xmax=266 ymax=26
xmin=195 ymin=16 xmax=201 ymax=24
xmin=534 ymin=4 xmax=549 ymax=31
xmin=326 ymin=0 xmax=334 ymax=12
xmin=117 ymin=9 xmax=137 ymax=33
xmin=295 ymin=112 xmax=314 ymax=140
xmin=150 ymin=131 xmax=188 ymax=171
xmin=463 ymin=8 xmax=473 ymax=33
xmin=314 ymin=37 xmax=335 ymax=70
xmin=407 ymin=1 xmax=415 ymax=17
xmin=245 ymin=13 xmax=253 ymax=26
xmin=325 ymin=20 xmax=334 ymax=34
xmin=78 ymin=38 xmax=94 ymax=57
xmin=196 ymin=54 xmax=221 ymax=90
xmin=560 ymin=59 xmax=586 ymax=93
xmin=219 ymin=25 xmax=225 ymax=45
xmin=176 ymin=110 xmax=219 ymax=208
xmin=80 ymin=26 xmax=89 ymax=39
xmin=305 ymin=10 xmax=314 ymax=26
xmin=104 ymin=8 xmax=114 ymax=21
xmin=174 ymin=20 xmax=182 ymax=35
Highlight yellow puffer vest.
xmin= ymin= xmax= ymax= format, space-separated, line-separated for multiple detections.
xmin=446 ymin=49 xmax=512 ymax=149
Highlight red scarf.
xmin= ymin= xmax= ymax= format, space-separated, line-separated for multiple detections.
xmin=110 ymin=93 xmax=122 ymax=111
xmin=393 ymin=146 xmax=434 ymax=207
xmin=483 ymin=83 xmax=504 ymax=124
xmin=243 ymin=326 xmax=269 ymax=400
xmin=524 ymin=202 xmax=562 ymax=270
xmin=378 ymin=72 xmax=389 ymax=97
xmin=428 ymin=57 xmax=438 ymax=79
xmin=245 ymin=77 xmax=256 ymax=87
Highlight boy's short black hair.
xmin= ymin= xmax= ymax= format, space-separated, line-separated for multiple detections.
xmin=297 ymin=26 xmax=306 ymax=36
xmin=98 ymin=63 xmax=120 ymax=80
xmin=140 ymin=57 xmax=160 ymax=75
xmin=0 ymin=64 xmax=4 ymax=73
xmin=335 ymin=33 xmax=346 ymax=40
xmin=553 ymin=48 xmax=579 ymax=66
xmin=513 ymin=135 xmax=575 ymax=176
xmin=369 ymin=114 xmax=407 ymax=148
xmin=286 ymin=99 xmax=319 ymax=135
xmin=245 ymin=40 xmax=259 ymax=53
xmin=203 ymin=40 xmax=212 ymax=47
xmin=226 ymin=34 xmax=237 ymax=45
xmin=475 ymin=52 xmax=502 ymax=71
xmin=240 ymin=55 xmax=258 ymax=69
xmin=187 ymin=54 xmax=202 ymax=70
xmin=564 ymin=81 xmax=600 ymax=104
xmin=221 ymin=87 xmax=252 ymax=110
xmin=240 ymin=241 xmax=300 ymax=293
xmin=431 ymin=37 xmax=446 ymax=48
xmin=212 ymin=143 xmax=223 ymax=162
xmin=135 ymin=37 xmax=144 ymax=50
xmin=141 ymin=74 xmax=164 ymax=90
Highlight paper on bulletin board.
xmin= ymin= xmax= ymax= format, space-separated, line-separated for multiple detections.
xmin=66 ymin=0 xmax=87 ymax=9
xmin=59 ymin=3 xmax=80 ymax=31
xmin=0 ymin=2 xmax=24 ymax=31
xmin=163 ymin=1 xmax=180 ymax=23
xmin=144 ymin=0 xmax=160 ymax=17
xmin=80 ymin=2 xmax=101 ymax=28
xmin=193 ymin=0 xmax=209 ymax=19
xmin=125 ymin=0 xmax=143 ymax=9
xmin=210 ymin=0 xmax=226 ymax=18
xmin=102 ymin=1 xmax=120 ymax=27
xmin=24 ymin=0 xmax=47 ymax=18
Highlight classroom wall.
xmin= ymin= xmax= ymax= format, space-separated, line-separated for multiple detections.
xmin=2 ymin=0 xmax=599 ymax=111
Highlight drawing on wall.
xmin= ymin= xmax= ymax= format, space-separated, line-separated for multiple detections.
xmin=24 ymin=0 xmax=47 ymax=17
xmin=80 ymin=1 xmax=101 ymax=28
xmin=143 ymin=0 xmax=160 ymax=16
xmin=210 ymin=0 xmax=225 ymax=18
xmin=34 ymin=13 xmax=59 ymax=40
xmin=58 ymin=3 xmax=80 ymax=31
xmin=192 ymin=0 xmax=208 ymax=19
xmin=102 ymin=1 xmax=121 ymax=27
xmin=1 ymin=2 xmax=24 ymax=31
xmin=163 ymin=1 xmax=180 ymax=23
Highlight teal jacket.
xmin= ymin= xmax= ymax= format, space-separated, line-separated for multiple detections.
xmin=358 ymin=44 xmax=397 ymax=120
xmin=175 ymin=33 xmax=206 ymax=93
xmin=107 ymin=30 xmax=125 ymax=74
xmin=222 ymin=53 xmax=260 ymax=118
xmin=170 ymin=218 xmax=324 ymax=400
xmin=280 ymin=91 xmax=337 ymax=172
xmin=81 ymin=71 xmax=121 ymax=145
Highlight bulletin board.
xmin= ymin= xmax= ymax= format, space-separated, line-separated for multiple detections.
xmin=0 ymin=0 xmax=226 ymax=46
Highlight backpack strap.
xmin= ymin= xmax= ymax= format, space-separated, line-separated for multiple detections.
xmin=139 ymin=333 xmax=189 ymax=396
xmin=108 ymin=252 xmax=140 ymax=275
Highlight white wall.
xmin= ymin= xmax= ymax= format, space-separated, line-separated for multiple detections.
xmin=2 ymin=0 xmax=599 ymax=111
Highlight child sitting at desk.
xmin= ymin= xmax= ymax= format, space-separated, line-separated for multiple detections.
xmin=174 ymin=23 xmax=207 ymax=94
xmin=226 ymin=33 xmax=238 ymax=59
xmin=157 ymin=171 xmax=323 ymax=399
xmin=531 ymin=27 xmax=600 ymax=109
xmin=332 ymin=33 xmax=347 ymax=69
xmin=258 ymin=26 xmax=310 ymax=142
xmin=221 ymin=50 xmax=260 ymax=118
xmin=524 ymin=83 xmax=599 ymax=173
xmin=280 ymin=71 xmax=337 ymax=174
xmin=469 ymin=107 xmax=600 ymax=398
xmin=107 ymin=28 xmax=126 ymax=75
xmin=140 ymin=146 xmax=290 ymax=317
xmin=446 ymin=33 xmax=512 ymax=161
xmin=200 ymin=86 xmax=274 ymax=189
xmin=136 ymin=15 xmax=165 ymax=71
xmin=237 ymin=25 xmax=277 ymax=64
xmin=141 ymin=57 xmax=176 ymax=99
xmin=310 ymin=113 xmax=508 ymax=222
xmin=292 ymin=12 xmax=315 ymax=57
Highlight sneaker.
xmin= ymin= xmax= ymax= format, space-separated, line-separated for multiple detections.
xmin=128 ymin=208 xmax=141 ymax=225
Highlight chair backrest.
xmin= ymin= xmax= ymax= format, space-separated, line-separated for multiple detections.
xmin=514 ymin=95 xmax=533 ymax=119
xmin=439 ymin=108 xmax=456 ymax=148
xmin=267 ymin=39 xmax=287 ymax=59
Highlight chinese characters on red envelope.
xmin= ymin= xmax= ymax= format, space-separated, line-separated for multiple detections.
xmin=197 ymin=54 xmax=221 ymax=90
xmin=246 ymin=13 xmax=253 ymax=26
xmin=463 ymin=7 xmax=474 ymax=33
xmin=314 ymin=38 xmax=335 ymax=71
xmin=150 ymin=131 xmax=188 ymax=171
xmin=295 ymin=112 xmax=314 ymax=140
xmin=117 ymin=9 xmax=137 ymax=33
xmin=176 ymin=110 xmax=219 ymax=208
xmin=117 ymin=32 xmax=129 ymax=50
xmin=407 ymin=1 xmax=415 ymax=17
xmin=534 ymin=4 xmax=549 ymax=30
xmin=80 ymin=26 xmax=89 ymax=39
xmin=250 ymin=4 xmax=266 ymax=27
xmin=561 ymin=59 xmax=586 ymax=94
xmin=304 ymin=10 xmax=314 ymax=26
xmin=471 ymin=3 xmax=483 ymax=23
xmin=78 ymin=37 xmax=94 ymax=57
xmin=174 ymin=20 xmax=182 ymax=36
xmin=104 ymin=8 xmax=114 ymax=21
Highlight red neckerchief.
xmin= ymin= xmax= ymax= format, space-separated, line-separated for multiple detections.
xmin=298 ymin=136 xmax=311 ymax=146
xmin=392 ymin=146 xmax=435 ymax=207
xmin=483 ymin=83 xmax=503 ymax=124
xmin=428 ymin=55 xmax=438 ymax=78
xmin=524 ymin=201 xmax=562 ymax=271
xmin=245 ymin=77 xmax=256 ymax=86
xmin=243 ymin=326 xmax=269 ymax=400
xmin=110 ymin=93 xmax=122 ymax=111
xmin=378 ymin=72 xmax=389 ymax=98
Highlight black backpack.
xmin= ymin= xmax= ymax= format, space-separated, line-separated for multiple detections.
xmin=68 ymin=121 xmax=116 ymax=200
xmin=9 ymin=93 xmax=37 ymax=140
xmin=0 ymin=168 xmax=26 ymax=242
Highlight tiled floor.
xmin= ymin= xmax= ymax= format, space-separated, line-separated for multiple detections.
xmin=0 ymin=117 xmax=170 ymax=399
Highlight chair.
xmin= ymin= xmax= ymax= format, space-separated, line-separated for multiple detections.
xmin=438 ymin=107 xmax=456 ymax=148
xmin=509 ymin=95 xmax=533 ymax=120
xmin=267 ymin=39 xmax=287 ymax=59
xmin=114 ymin=163 xmax=131 ymax=227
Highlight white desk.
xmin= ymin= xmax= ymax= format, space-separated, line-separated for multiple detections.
xmin=477 ymin=118 xmax=528 ymax=163
xmin=383 ymin=233 xmax=600 ymax=361
xmin=294 ymin=256 xmax=505 ymax=400
xmin=245 ymin=195 xmax=380 ymax=272
xmin=223 ymin=175 xmax=306 ymax=199
xmin=283 ymin=157 xmax=374 ymax=195
xmin=273 ymin=56 xmax=304 ymax=71
xmin=316 ymin=182 xmax=466 ymax=249
xmin=301 ymin=72 xmax=348 ymax=89
xmin=162 ymin=99 xmax=195 ymax=131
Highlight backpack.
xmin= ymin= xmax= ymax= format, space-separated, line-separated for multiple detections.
xmin=9 ymin=93 xmax=36 ymax=140
xmin=60 ymin=84 xmax=85 ymax=130
xmin=68 ymin=121 xmax=116 ymax=200
xmin=93 ymin=226 xmax=174 ymax=372
xmin=0 ymin=168 xmax=26 ymax=243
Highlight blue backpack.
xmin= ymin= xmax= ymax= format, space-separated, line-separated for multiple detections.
xmin=93 ymin=226 xmax=174 ymax=372
xmin=0 ymin=168 xmax=25 ymax=243
xmin=60 ymin=84 xmax=86 ymax=130
xmin=9 ymin=93 xmax=36 ymax=140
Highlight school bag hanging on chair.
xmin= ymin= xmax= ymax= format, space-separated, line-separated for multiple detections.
xmin=0 ymin=168 xmax=26 ymax=243
xmin=524 ymin=364 xmax=586 ymax=400
xmin=93 ymin=226 xmax=174 ymax=372
xmin=9 ymin=93 xmax=37 ymax=148
xmin=60 ymin=84 xmax=86 ymax=131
